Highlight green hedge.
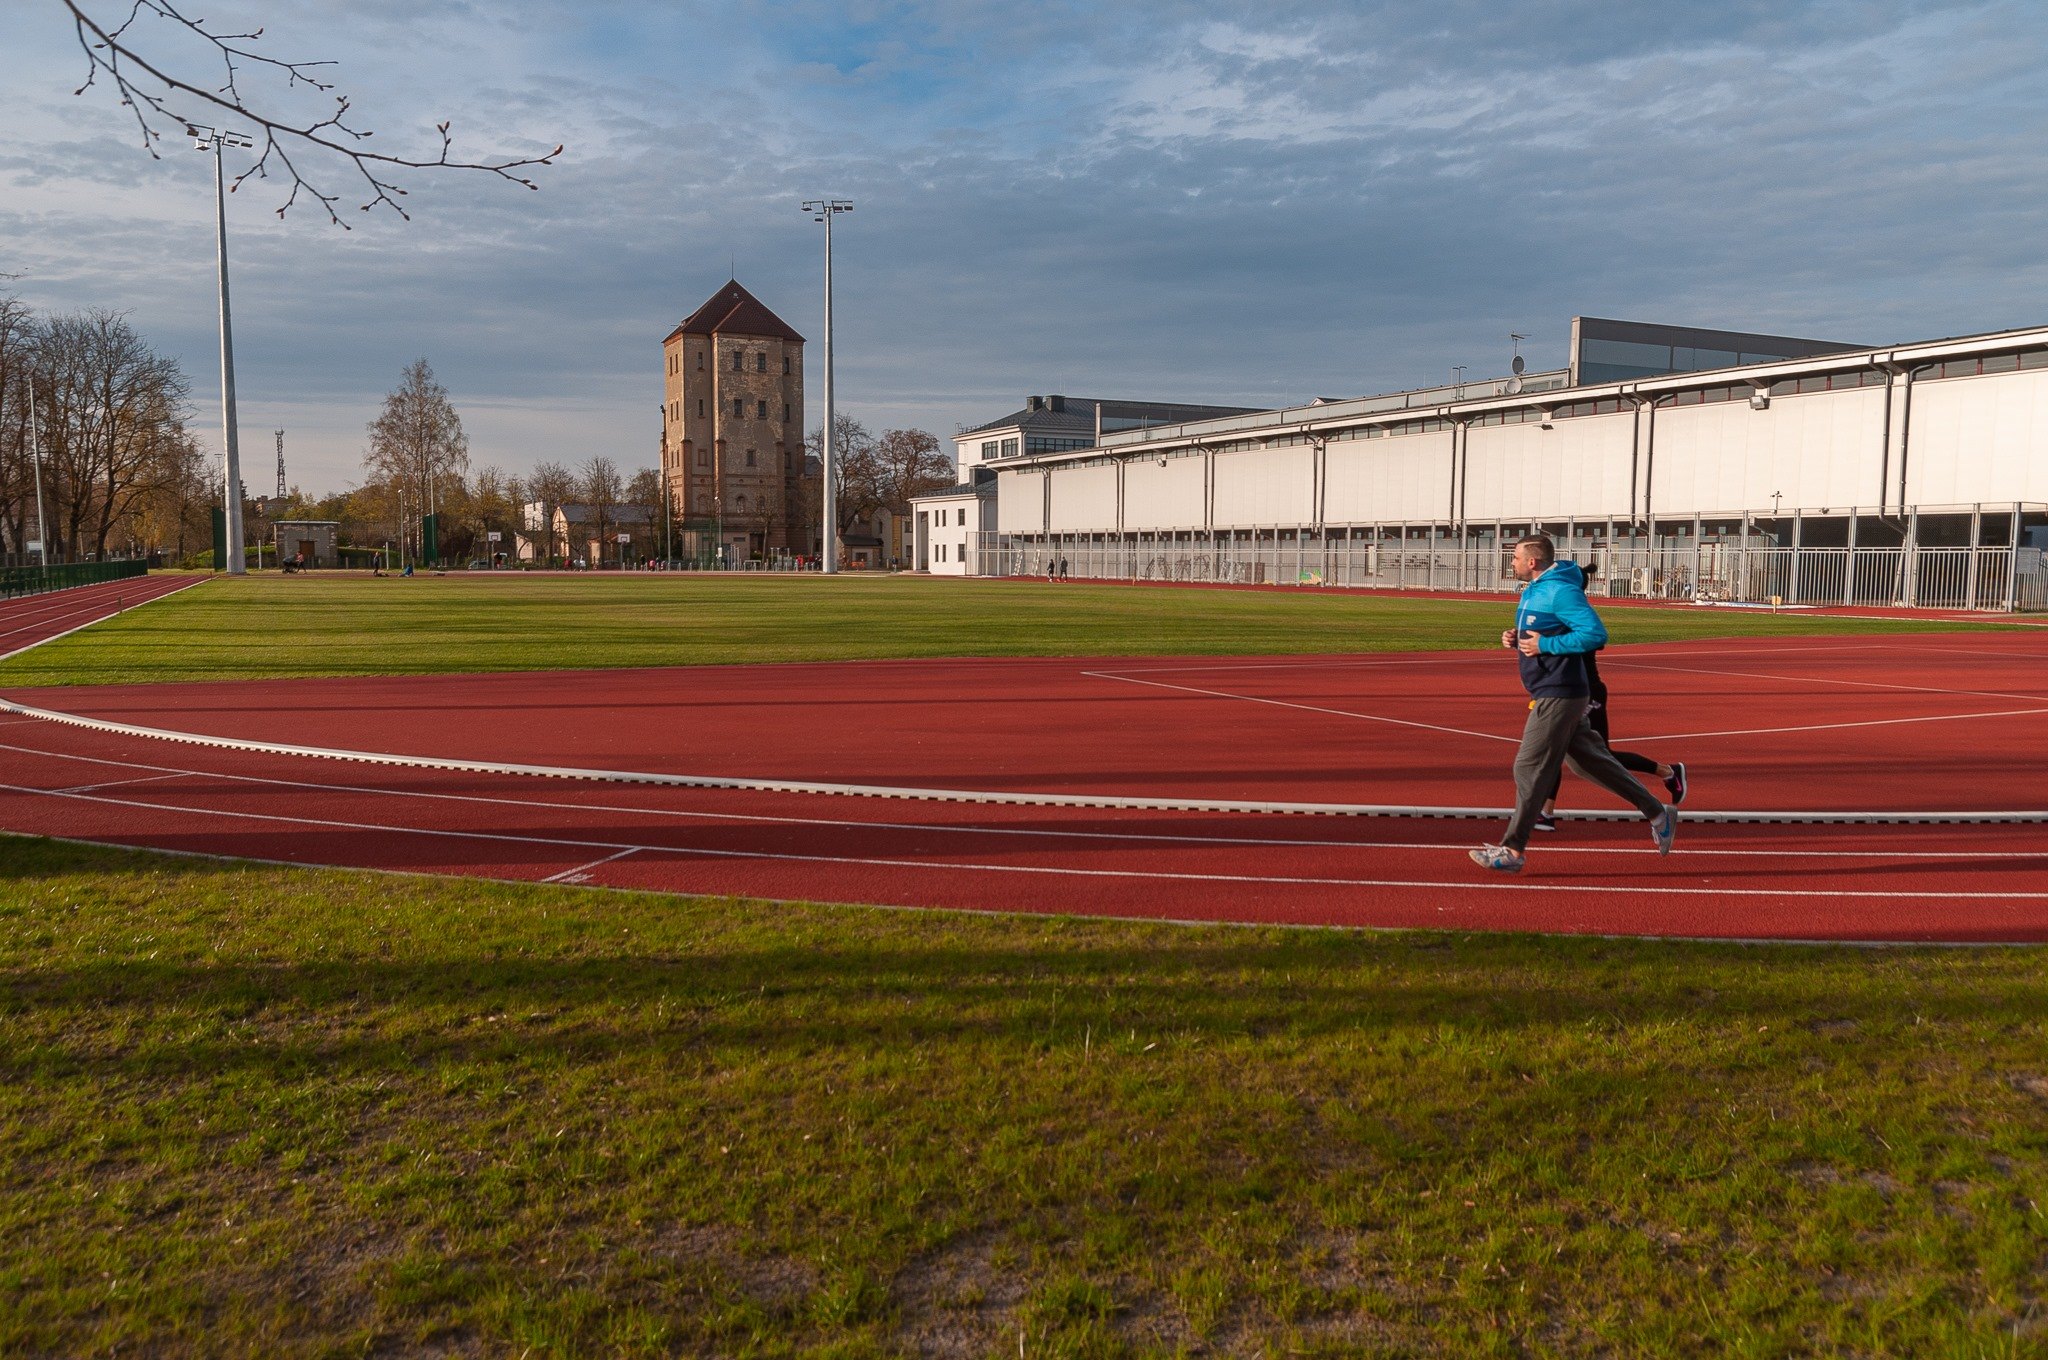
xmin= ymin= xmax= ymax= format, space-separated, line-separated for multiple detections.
xmin=0 ymin=559 xmax=149 ymax=601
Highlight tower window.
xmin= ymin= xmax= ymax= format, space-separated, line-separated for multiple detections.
xmin=783 ymin=356 xmax=791 ymax=375
xmin=732 ymin=351 xmax=743 ymax=371
xmin=757 ymin=399 xmax=768 ymax=419
xmin=733 ymin=397 xmax=744 ymax=417
xmin=697 ymin=399 xmax=705 ymax=418
xmin=756 ymin=353 xmax=767 ymax=372
xmin=783 ymin=403 xmax=790 ymax=422
xmin=746 ymin=448 xmax=757 ymax=467
xmin=697 ymin=447 xmax=708 ymax=467
xmin=696 ymin=351 xmax=703 ymax=370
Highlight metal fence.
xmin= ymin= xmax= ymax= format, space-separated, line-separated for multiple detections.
xmin=0 ymin=559 xmax=150 ymax=602
xmin=973 ymin=532 xmax=2048 ymax=612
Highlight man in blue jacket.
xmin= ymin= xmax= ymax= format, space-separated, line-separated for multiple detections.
xmin=1470 ymin=535 xmax=1677 ymax=873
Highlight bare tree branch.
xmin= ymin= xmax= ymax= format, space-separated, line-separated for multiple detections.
xmin=59 ymin=0 xmax=562 ymax=227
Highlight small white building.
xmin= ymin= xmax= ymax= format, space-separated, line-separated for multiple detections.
xmin=910 ymin=469 xmax=995 ymax=575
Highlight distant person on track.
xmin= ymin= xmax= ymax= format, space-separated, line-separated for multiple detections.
xmin=1470 ymin=536 xmax=1677 ymax=873
xmin=1532 ymin=563 xmax=1687 ymax=833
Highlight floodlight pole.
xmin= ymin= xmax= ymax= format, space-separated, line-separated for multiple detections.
xmin=804 ymin=199 xmax=852 ymax=573
xmin=26 ymin=372 xmax=50 ymax=574
xmin=192 ymin=125 xmax=254 ymax=576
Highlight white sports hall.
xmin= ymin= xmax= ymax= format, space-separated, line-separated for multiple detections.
xmin=933 ymin=316 xmax=2048 ymax=611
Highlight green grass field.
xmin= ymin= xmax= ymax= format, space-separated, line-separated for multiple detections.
xmin=0 ymin=571 xmax=2022 ymax=688
xmin=3 ymin=574 xmax=2043 ymax=1355
xmin=4 ymin=839 xmax=2047 ymax=1357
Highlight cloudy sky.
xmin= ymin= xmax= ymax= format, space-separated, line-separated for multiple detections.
xmin=4 ymin=1 xmax=2046 ymax=493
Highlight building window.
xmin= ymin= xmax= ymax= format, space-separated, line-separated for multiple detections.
xmin=956 ymin=508 xmax=966 ymax=526
xmin=783 ymin=403 xmax=790 ymax=422
xmin=696 ymin=351 xmax=703 ymax=371
xmin=733 ymin=397 xmax=744 ymax=417
xmin=697 ymin=399 xmax=705 ymax=418
xmin=732 ymin=351 xmax=743 ymax=371
xmin=697 ymin=447 xmax=708 ymax=467
xmin=1000 ymin=438 xmax=1019 ymax=457
xmin=981 ymin=441 xmax=998 ymax=460
xmin=746 ymin=448 xmax=756 ymax=467
xmin=756 ymin=353 xmax=767 ymax=372
xmin=757 ymin=399 xmax=768 ymax=419
xmin=783 ymin=356 xmax=791 ymax=375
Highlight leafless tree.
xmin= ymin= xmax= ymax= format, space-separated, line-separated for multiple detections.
xmin=872 ymin=428 xmax=955 ymax=508
xmin=525 ymin=460 xmax=577 ymax=566
xmin=806 ymin=415 xmax=881 ymax=537
xmin=56 ymin=0 xmax=561 ymax=226
xmin=24 ymin=307 xmax=194 ymax=562
xmin=364 ymin=358 xmax=468 ymax=560
xmin=0 ymin=295 xmax=37 ymax=559
xmin=580 ymin=455 xmax=622 ymax=566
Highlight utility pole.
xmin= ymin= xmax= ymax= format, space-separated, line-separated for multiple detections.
xmin=803 ymin=199 xmax=853 ymax=573
xmin=191 ymin=124 xmax=254 ymax=576
xmin=26 ymin=372 xmax=50 ymax=573
xmin=275 ymin=429 xmax=287 ymax=499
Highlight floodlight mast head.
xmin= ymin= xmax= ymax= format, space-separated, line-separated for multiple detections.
xmin=803 ymin=199 xmax=853 ymax=222
xmin=187 ymin=124 xmax=255 ymax=152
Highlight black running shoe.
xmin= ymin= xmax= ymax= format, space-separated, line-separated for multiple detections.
xmin=1665 ymin=762 xmax=1688 ymax=806
xmin=1534 ymin=815 xmax=1557 ymax=833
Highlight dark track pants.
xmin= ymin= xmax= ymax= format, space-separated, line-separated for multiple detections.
xmin=1503 ymin=697 xmax=1665 ymax=851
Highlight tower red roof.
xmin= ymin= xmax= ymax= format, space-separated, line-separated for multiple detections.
xmin=665 ymin=280 xmax=805 ymax=344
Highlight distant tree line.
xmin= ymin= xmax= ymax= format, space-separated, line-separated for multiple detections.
xmin=0 ymin=292 xmax=212 ymax=565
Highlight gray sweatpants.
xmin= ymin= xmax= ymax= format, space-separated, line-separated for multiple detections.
xmin=1502 ymin=696 xmax=1665 ymax=851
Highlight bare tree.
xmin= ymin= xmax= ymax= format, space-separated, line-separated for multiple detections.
xmin=806 ymin=415 xmax=881 ymax=537
xmin=525 ymin=460 xmax=577 ymax=566
xmin=0 ymin=295 xmax=36 ymax=559
xmin=27 ymin=308 xmax=194 ymax=562
xmin=364 ymin=359 xmax=467 ymax=560
xmin=872 ymin=428 xmax=955 ymax=510
xmin=56 ymin=1 xmax=561 ymax=225
xmin=580 ymin=455 xmax=622 ymax=566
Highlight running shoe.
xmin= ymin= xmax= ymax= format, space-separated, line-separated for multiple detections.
xmin=1665 ymin=762 xmax=1688 ymax=806
xmin=1650 ymin=805 xmax=1678 ymax=856
xmin=1469 ymin=844 xmax=1525 ymax=873
xmin=1533 ymin=815 xmax=1557 ymax=833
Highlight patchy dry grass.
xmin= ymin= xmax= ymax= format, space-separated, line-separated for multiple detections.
xmin=4 ymin=837 xmax=2047 ymax=1356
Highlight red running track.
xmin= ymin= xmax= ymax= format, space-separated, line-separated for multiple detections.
xmin=1 ymin=579 xmax=2045 ymax=940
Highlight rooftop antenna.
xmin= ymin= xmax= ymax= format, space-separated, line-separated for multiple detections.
xmin=274 ymin=429 xmax=286 ymax=499
xmin=1507 ymin=334 xmax=1528 ymax=394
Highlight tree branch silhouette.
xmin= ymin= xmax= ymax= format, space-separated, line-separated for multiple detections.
xmin=60 ymin=0 xmax=562 ymax=226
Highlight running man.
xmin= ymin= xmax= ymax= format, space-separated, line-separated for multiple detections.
xmin=1470 ymin=536 xmax=1676 ymax=873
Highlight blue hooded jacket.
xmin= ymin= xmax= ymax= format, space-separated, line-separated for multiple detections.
xmin=1511 ymin=560 xmax=1606 ymax=698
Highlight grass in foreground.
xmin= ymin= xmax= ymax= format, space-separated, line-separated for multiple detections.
xmin=4 ymin=837 xmax=2046 ymax=1357
xmin=0 ymin=572 xmax=2023 ymax=687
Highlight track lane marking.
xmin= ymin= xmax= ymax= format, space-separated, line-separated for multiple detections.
xmin=541 ymin=848 xmax=639 ymax=884
xmin=0 ymin=733 xmax=2031 ymax=860
xmin=1081 ymin=669 xmax=1518 ymax=744
xmin=1 ymin=780 xmax=2044 ymax=902
xmin=1631 ymin=705 xmax=2048 ymax=744
xmin=1 ymin=737 xmax=2043 ymax=861
xmin=1602 ymin=657 xmax=2048 ymax=705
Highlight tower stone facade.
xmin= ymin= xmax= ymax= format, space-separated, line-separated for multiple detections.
xmin=661 ymin=281 xmax=810 ymax=561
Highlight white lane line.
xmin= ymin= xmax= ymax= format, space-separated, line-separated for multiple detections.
xmin=1 ymin=780 xmax=2045 ymax=903
xmin=2 ymin=737 xmax=2044 ymax=861
xmin=1603 ymin=657 xmax=2048 ymax=705
xmin=541 ymin=848 xmax=639 ymax=884
xmin=1081 ymin=669 xmax=1518 ymax=745
xmin=0 ymin=578 xmax=202 ymax=663
xmin=1 ymin=693 xmax=2043 ymax=826
xmin=1630 ymin=705 xmax=2048 ymax=744
xmin=0 ymin=577 xmax=188 ymax=638
xmin=55 ymin=772 xmax=187 ymax=794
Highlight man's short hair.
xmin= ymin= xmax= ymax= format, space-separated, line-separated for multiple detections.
xmin=1514 ymin=534 xmax=1556 ymax=566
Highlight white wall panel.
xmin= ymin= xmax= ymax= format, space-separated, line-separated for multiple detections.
xmin=1904 ymin=369 xmax=2048 ymax=506
xmin=1651 ymin=388 xmax=1884 ymax=516
xmin=1212 ymin=446 xmax=1314 ymax=528
xmin=996 ymin=469 xmax=1046 ymax=534
xmin=1047 ymin=463 xmax=1120 ymax=533
xmin=1463 ymin=415 xmax=1634 ymax=522
xmin=1121 ymin=456 xmax=1208 ymax=530
xmin=1323 ymin=432 xmax=1452 ymax=524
